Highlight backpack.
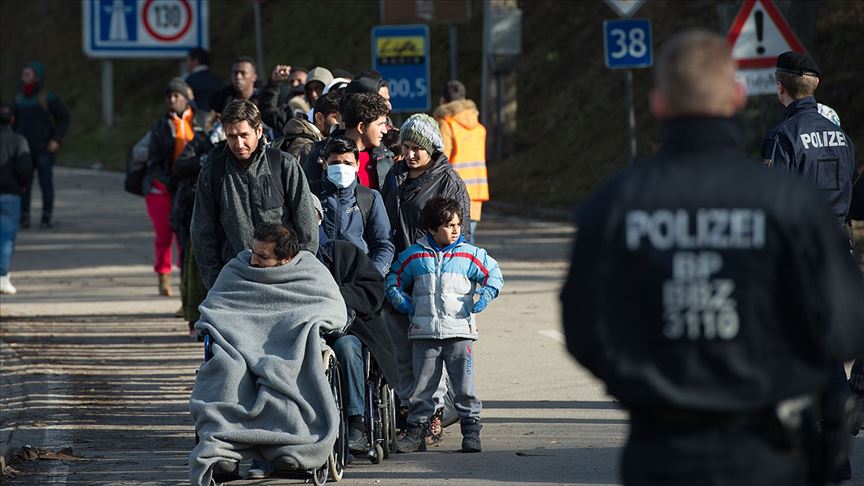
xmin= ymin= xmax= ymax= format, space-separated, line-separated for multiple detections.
xmin=124 ymin=131 xmax=151 ymax=196
xmin=354 ymin=183 xmax=374 ymax=235
xmin=209 ymin=148 xmax=286 ymax=252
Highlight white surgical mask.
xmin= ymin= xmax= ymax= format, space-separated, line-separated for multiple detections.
xmin=327 ymin=164 xmax=357 ymax=188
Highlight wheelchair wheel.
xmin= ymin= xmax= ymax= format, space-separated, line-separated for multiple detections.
xmin=312 ymin=464 xmax=329 ymax=486
xmin=381 ymin=384 xmax=397 ymax=458
xmin=325 ymin=353 xmax=347 ymax=482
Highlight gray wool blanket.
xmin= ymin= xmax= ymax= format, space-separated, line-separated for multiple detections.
xmin=189 ymin=250 xmax=347 ymax=486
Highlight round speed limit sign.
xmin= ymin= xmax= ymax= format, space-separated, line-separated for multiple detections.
xmin=142 ymin=0 xmax=193 ymax=42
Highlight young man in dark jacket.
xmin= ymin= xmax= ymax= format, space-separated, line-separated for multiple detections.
xmin=318 ymin=136 xmax=394 ymax=276
xmin=12 ymin=61 xmax=69 ymax=229
xmin=0 ymin=103 xmax=32 ymax=294
xmin=302 ymin=93 xmax=394 ymax=194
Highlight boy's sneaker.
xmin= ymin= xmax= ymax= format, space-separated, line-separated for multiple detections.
xmin=0 ymin=276 xmax=17 ymax=295
xmin=461 ymin=419 xmax=482 ymax=453
xmin=425 ymin=408 xmax=444 ymax=445
xmin=396 ymin=422 xmax=427 ymax=453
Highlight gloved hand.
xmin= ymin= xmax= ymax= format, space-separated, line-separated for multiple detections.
xmin=471 ymin=287 xmax=497 ymax=314
xmin=387 ymin=287 xmax=415 ymax=315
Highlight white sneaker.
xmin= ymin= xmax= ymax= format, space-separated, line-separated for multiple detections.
xmin=0 ymin=275 xmax=17 ymax=295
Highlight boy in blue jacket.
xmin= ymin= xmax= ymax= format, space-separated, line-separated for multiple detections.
xmin=385 ymin=197 xmax=503 ymax=453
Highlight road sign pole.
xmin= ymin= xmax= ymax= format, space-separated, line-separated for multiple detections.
xmin=102 ymin=60 xmax=113 ymax=128
xmin=625 ymin=69 xmax=636 ymax=164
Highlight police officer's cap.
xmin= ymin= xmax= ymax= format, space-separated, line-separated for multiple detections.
xmin=775 ymin=51 xmax=821 ymax=78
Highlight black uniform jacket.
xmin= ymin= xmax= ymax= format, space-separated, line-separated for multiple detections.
xmin=562 ymin=117 xmax=864 ymax=413
xmin=761 ymin=97 xmax=856 ymax=229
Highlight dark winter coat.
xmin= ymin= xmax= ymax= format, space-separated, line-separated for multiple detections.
xmin=318 ymin=235 xmax=398 ymax=387
xmin=761 ymin=96 xmax=856 ymax=231
xmin=12 ymin=61 xmax=70 ymax=152
xmin=272 ymin=117 xmax=322 ymax=163
xmin=320 ymin=178 xmax=394 ymax=276
xmin=209 ymin=85 xmax=259 ymax=115
xmin=185 ymin=67 xmax=223 ymax=113
xmin=380 ymin=153 xmax=472 ymax=256
xmin=170 ymin=132 xmax=216 ymax=249
xmin=562 ymin=117 xmax=864 ymax=412
xmin=146 ymin=109 xmax=201 ymax=195
xmin=0 ymin=125 xmax=32 ymax=195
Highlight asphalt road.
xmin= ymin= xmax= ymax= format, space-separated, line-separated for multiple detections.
xmin=0 ymin=168 xmax=860 ymax=485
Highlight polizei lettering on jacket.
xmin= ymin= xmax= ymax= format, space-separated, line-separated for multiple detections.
xmin=625 ymin=208 xmax=766 ymax=251
xmin=800 ymin=130 xmax=846 ymax=150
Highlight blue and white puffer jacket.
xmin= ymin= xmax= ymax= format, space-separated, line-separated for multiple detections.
xmin=386 ymin=235 xmax=504 ymax=340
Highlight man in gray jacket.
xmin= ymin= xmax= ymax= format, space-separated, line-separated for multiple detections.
xmin=191 ymin=100 xmax=319 ymax=289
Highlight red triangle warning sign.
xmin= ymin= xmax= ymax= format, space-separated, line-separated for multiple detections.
xmin=727 ymin=0 xmax=806 ymax=69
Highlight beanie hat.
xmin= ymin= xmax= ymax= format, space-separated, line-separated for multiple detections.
xmin=165 ymin=77 xmax=193 ymax=100
xmin=399 ymin=114 xmax=443 ymax=154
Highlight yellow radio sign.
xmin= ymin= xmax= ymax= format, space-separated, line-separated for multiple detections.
xmin=376 ymin=36 xmax=425 ymax=59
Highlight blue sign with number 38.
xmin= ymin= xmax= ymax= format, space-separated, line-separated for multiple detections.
xmin=604 ymin=19 xmax=652 ymax=69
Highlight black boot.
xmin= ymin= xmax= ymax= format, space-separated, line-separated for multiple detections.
xmin=461 ymin=419 xmax=482 ymax=453
xmin=347 ymin=415 xmax=367 ymax=452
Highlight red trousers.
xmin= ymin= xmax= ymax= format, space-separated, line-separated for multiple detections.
xmin=145 ymin=191 xmax=176 ymax=275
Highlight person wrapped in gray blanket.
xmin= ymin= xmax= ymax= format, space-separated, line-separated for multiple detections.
xmin=189 ymin=223 xmax=347 ymax=486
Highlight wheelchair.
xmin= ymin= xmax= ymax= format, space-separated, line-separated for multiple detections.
xmin=362 ymin=346 xmax=397 ymax=464
xmin=199 ymin=333 xmax=348 ymax=485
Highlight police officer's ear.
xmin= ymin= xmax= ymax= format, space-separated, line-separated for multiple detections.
xmin=731 ymin=79 xmax=747 ymax=114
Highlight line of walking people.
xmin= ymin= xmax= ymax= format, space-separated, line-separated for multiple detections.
xmin=128 ymin=50 xmax=503 ymax=480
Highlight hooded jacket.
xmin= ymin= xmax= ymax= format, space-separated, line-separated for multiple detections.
xmin=434 ymin=99 xmax=489 ymax=208
xmin=12 ymin=61 xmax=70 ymax=152
xmin=386 ymin=234 xmax=503 ymax=341
xmin=380 ymin=152 xmax=472 ymax=255
xmin=272 ymin=117 xmax=323 ymax=163
xmin=320 ymin=178 xmax=394 ymax=276
xmin=191 ymin=143 xmax=319 ymax=288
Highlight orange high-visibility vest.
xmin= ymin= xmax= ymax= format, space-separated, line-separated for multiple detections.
xmin=444 ymin=117 xmax=489 ymax=202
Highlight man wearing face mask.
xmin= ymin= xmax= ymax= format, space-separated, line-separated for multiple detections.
xmin=319 ymin=136 xmax=393 ymax=276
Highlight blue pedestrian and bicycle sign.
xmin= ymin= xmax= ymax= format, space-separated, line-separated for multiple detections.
xmin=603 ymin=19 xmax=653 ymax=69
xmin=82 ymin=0 xmax=209 ymax=58
xmin=371 ymin=24 xmax=430 ymax=113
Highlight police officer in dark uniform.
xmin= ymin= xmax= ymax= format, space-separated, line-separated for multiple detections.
xmin=761 ymin=51 xmax=856 ymax=237
xmin=560 ymin=31 xmax=864 ymax=486
xmin=762 ymin=50 xmax=859 ymax=481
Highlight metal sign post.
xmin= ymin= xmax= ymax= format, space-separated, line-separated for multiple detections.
xmin=603 ymin=18 xmax=652 ymax=164
xmin=82 ymin=0 xmax=209 ymax=127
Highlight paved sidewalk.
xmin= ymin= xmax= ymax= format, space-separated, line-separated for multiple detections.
xmin=1 ymin=167 xmax=860 ymax=485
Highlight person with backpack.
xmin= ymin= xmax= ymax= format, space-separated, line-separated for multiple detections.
xmin=13 ymin=61 xmax=69 ymax=229
xmin=190 ymin=100 xmax=318 ymax=289
xmin=318 ymin=136 xmax=393 ymax=276
xmin=144 ymin=78 xmax=201 ymax=297
xmin=302 ymin=93 xmax=394 ymax=194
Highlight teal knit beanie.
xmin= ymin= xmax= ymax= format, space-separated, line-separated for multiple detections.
xmin=399 ymin=113 xmax=443 ymax=154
